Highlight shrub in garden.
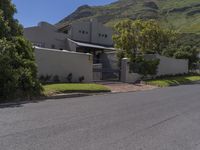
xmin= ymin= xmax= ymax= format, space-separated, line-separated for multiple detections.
xmin=129 ymin=56 xmax=160 ymax=77
xmin=53 ymin=75 xmax=60 ymax=83
xmin=0 ymin=38 xmax=42 ymax=100
xmin=79 ymin=76 xmax=85 ymax=83
xmin=39 ymin=75 xmax=52 ymax=84
xmin=67 ymin=73 xmax=73 ymax=83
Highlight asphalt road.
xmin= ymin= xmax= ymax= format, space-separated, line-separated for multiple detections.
xmin=0 ymin=83 xmax=200 ymax=150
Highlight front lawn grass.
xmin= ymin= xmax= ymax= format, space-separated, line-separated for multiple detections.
xmin=146 ymin=75 xmax=200 ymax=87
xmin=43 ymin=83 xmax=111 ymax=95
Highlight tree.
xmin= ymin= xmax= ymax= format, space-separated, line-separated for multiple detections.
xmin=0 ymin=0 xmax=23 ymax=38
xmin=113 ymin=19 xmax=137 ymax=62
xmin=113 ymin=19 xmax=176 ymax=60
xmin=113 ymin=19 xmax=175 ymax=76
xmin=138 ymin=20 xmax=176 ymax=54
xmin=0 ymin=0 xmax=42 ymax=100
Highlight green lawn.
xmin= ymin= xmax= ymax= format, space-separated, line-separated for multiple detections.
xmin=43 ymin=83 xmax=111 ymax=95
xmin=146 ymin=75 xmax=200 ymax=87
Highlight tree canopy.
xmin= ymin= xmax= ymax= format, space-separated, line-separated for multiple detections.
xmin=0 ymin=0 xmax=42 ymax=100
xmin=113 ymin=19 xmax=176 ymax=60
xmin=0 ymin=0 xmax=23 ymax=38
xmin=113 ymin=19 xmax=199 ymax=70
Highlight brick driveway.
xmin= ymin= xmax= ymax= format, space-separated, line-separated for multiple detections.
xmin=100 ymin=82 xmax=157 ymax=93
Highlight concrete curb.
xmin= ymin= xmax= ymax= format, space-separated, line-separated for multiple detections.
xmin=0 ymin=87 xmax=160 ymax=107
xmin=43 ymin=93 xmax=91 ymax=100
xmin=0 ymin=93 xmax=89 ymax=107
xmin=0 ymin=93 xmax=105 ymax=107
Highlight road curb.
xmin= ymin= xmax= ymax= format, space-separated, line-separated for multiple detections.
xmin=0 ymin=93 xmax=105 ymax=107
xmin=43 ymin=93 xmax=91 ymax=100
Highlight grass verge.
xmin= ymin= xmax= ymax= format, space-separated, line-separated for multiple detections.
xmin=43 ymin=83 xmax=111 ymax=96
xmin=146 ymin=75 xmax=200 ymax=87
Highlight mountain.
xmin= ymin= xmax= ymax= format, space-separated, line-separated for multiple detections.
xmin=56 ymin=0 xmax=200 ymax=34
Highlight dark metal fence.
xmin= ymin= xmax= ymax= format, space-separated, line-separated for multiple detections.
xmin=93 ymin=59 xmax=121 ymax=81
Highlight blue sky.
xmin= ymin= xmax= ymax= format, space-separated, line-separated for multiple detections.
xmin=12 ymin=0 xmax=117 ymax=27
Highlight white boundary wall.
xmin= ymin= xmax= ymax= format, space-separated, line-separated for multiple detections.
xmin=155 ymin=55 xmax=188 ymax=76
xmin=34 ymin=47 xmax=93 ymax=82
xmin=121 ymin=55 xmax=189 ymax=83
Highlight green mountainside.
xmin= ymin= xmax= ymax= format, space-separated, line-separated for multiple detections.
xmin=57 ymin=0 xmax=200 ymax=34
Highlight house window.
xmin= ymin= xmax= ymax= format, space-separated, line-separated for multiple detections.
xmin=79 ymin=30 xmax=81 ymax=33
xmin=98 ymin=33 xmax=107 ymax=38
xmin=82 ymin=31 xmax=85 ymax=34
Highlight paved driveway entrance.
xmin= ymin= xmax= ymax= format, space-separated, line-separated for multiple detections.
xmin=99 ymin=82 xmax=157 ymax=93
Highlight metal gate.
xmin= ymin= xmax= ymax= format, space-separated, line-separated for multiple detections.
xmin=93 ymin=59 xmax=121 ymax=81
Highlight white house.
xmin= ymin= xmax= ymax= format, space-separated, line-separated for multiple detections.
xmin=24 ymin=20 xmax=189 ymax=82
xmin=24 ymin=19 xmax=116 ymax=64
xmin=24 ymin=22 xmax=68 ymax=50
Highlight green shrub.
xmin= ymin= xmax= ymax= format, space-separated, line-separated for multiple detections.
xmin=53 ymin=75 xmax=60 ymax=83
xmin=39 ymin=75 xmax=52 ymax=84
xmin=130 ymin=56 xmax=160 ymax=77
xmin=79 ymin=76 xmax=85 ymax=83
xmin=67 ymin=73 xmax=73 ymax=83
xmin=0 ymin=38 xmax=42 ymax=100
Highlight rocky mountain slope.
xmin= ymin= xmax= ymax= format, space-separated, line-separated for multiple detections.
xmin=56 ymin=0 xmax=200 ymax=33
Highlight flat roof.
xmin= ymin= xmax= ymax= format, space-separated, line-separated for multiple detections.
xmin=68 ymin=39 xmax=116 ymax=51
xmin=33 ymin=46 xmax=92 ymax=56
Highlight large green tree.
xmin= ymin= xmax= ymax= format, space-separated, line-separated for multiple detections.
xmin=113 ymin=20 xmax=137 ymax=61
xmin=113 ymin=19 xmax=176 ymax=76
xmin=137 ymin=20 xmax=176 ymax=54
xmin=113 ymin=19 xmax=176 ymax=60
xmin=0 ymin=0 xmax=42 ymax=100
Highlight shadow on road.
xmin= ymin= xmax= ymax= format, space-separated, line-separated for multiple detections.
xmin=0 ymin=99 xmax=42 ymax=109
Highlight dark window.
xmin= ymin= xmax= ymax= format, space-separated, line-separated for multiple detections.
xmin=105 ymin=34 xmax=108 ymax=38
xmin=99 ymin=33 xmax=101 ymax=37
xmin=79 ymin=30 xmax=81 ymax=33
xmin=82 ymin=31 xmax=85 ymax=34
xmin=86 ymin=31 xmax=88 ymax=34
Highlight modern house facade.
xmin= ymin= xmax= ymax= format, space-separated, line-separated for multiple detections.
xmin=24 ymin=20 xmax=119 ymax=81
xmin=62 ymin=19 xmax=114 ymax=48
xmin=24 ymin=20 xmax=189 ymax=82
xmin=24 ymin=19 xmax=114 ymax=52
xmin=24 ymin=22 xmax=68 ymax=50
